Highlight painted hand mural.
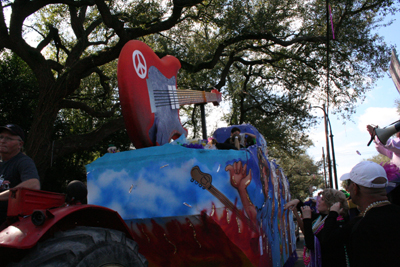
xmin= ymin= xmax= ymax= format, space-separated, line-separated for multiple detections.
xmin=225 ymin=161 xmax=257 ymax=225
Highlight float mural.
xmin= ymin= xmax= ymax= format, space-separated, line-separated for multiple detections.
xmin=86 ymin=40 xmax=297 ymax=267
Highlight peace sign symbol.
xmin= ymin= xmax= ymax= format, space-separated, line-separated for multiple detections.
xmin=132 ymin=50 xmax=147 ymax=79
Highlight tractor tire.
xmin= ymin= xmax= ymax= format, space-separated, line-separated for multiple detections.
xmin=8 ymin=226 xmax=148 ymax=267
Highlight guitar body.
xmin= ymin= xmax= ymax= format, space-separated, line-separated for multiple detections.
xmin=118 ymin=40 xmax=187 ymax=148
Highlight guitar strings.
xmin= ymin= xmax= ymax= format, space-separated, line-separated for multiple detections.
xmin=152 ymin=89 xmax=220 ymax=108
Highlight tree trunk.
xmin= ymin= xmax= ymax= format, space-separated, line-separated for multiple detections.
xmin=25 ymin=86 xmax=62 ymax=180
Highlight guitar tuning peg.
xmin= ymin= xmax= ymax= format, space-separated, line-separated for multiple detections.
xmin=190 ymin=178 xmax=194 ymax=182
xmin=194 ymin=181 xmax=199 ymax=185
xmin=198 ymin=183 xmax=202 ymax=188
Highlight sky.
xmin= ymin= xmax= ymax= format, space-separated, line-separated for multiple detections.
xmin=306 ymin=13 xmax=400 ymax=189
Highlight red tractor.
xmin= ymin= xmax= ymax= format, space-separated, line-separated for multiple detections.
xmin=0 ymin=186 xmax=148 ymax=267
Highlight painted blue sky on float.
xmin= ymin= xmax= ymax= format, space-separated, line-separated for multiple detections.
xmin=86 ymin=125 xmax=296 ymax=267
xmin=86 ymin=135 xmax=252 ymax=220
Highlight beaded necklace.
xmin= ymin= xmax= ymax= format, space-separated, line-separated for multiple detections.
xmin=361 ymin=200 xmax=390 ymax=217
xmin=344 ymin=245 xmax=350 ymax=267
xmin=312 ymin=215 xmax=327 ymax=234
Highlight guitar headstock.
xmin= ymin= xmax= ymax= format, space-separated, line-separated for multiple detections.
xmin=210 ymin=89 xmax=222 ymax=106
xmin=190 ymin=166 xmax=212 ymax=190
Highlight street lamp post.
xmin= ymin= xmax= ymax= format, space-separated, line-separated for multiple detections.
xmin=311 ymin=104 xmax=338 ymax=189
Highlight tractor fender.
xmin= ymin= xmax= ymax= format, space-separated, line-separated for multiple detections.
xmin=0 ymin=204 xmax=133 ymax=249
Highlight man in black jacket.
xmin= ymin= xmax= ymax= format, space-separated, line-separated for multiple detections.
xmin=340 ymin=161 xmax=400 ymax=267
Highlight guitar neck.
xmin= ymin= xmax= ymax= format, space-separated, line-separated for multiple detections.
xmin=208 ymin=186 xmax=258 ymax=232
xmin=189 ymin=166 xmax=257 ymax=232
xmin=176 ymin=89 xmax=221 ymax=106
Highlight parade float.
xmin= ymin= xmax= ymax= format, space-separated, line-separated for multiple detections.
xmin=86 ymin=40 xmax=298 ymax=267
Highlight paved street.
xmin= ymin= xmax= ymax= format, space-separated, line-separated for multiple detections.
xmin=293 ymin=233 xmax=305 ymax=267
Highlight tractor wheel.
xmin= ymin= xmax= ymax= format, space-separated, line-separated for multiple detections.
xmin=8 ymin=226 xmax=148 ymax=267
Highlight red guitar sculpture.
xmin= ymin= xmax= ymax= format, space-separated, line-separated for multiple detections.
xmin=118 ymin=40 xmax=222 ymax=148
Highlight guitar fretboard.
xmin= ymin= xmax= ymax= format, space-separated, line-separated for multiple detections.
xmin=152 ymin=88 xmax=221 ymax=110
xmin=208 ymin=186 xmax=258 ymax=233
xmin=190 ymin=166 xmax=257 ymax=233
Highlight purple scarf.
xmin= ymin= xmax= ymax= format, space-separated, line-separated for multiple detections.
xmin=303 ymin=236 xmax=322 ymax=267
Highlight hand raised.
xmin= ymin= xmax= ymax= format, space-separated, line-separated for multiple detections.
xmin=366 ymin=125 xmax=376 ymax=137
xmin=225 ymin=161 xmax=251 ymax=189
xmin=330 ymin=202 xmax=342 ymax=214
xmin=284 ymin=199 xmax=300 ymax=210
xmin=301 ymin=206 xmax=312 ymax=219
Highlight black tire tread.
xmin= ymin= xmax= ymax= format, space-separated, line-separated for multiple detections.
xmin=8 ymin=226 xmax=148 ymax=267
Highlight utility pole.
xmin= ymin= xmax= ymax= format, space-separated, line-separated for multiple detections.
xmin=323 ymin=104 xmax=333 ymax=188
xmin=322 ymin=147 xmax=327 ymax=188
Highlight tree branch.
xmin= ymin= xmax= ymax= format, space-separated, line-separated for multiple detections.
xmin=213 ymin=53 xmax=235 ymax=90
xmin=60 ymin=99 xmax=120 ymax=118
xmin=53 ymin=117 xmax=126 ymax=158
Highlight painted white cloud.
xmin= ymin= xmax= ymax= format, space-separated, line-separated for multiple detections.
xmin=97 ymin=169 xmax=130 ymax=187
xmin=126 ymin=175 xmax=181 ymax=217
xmin=87 ymin=180 xmax=101 ymax=203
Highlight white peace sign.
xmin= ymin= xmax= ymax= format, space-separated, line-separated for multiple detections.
xmin=132 ymin=50 xmax=147 ymax=79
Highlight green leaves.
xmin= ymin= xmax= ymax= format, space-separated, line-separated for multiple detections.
xmin=0 ymin=51 xmax=39 ymax=131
